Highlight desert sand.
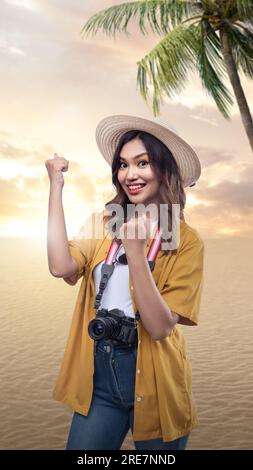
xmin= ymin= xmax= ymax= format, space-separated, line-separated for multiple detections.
xmin=0 ymin=237 xmax=252 ymax=450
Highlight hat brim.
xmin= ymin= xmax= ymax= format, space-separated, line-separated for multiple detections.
xmin=95 ymin=115 xmax=201 ymax=188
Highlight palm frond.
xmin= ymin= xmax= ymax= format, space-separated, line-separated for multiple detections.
xmin=234 ymin=21 xmax=253 ymax=35
xmin=195 ymin=21 xmax=234 ymax=118
xmin=136 ymin=24 xmax=199 ymax=115
xmin=226 ymin=22 xmax=253 ymax=78
xmin=236 ymin=0 xmax=253 ymax=20
xmin=80 ymin=0 xmax=202 ymax=39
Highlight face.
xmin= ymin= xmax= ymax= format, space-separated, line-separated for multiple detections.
xmin=117 ymin=138 xmax=160 ymax=207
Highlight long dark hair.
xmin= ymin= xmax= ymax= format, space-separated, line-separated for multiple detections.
xmin=103 ymin=130 xmax=186 ymax=254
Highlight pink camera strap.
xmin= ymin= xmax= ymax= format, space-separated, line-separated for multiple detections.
xmin=105 ymin=225 xmax=162 ymax=265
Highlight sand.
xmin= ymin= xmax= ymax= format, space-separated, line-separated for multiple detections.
xmin=0 ymin=237 xmax=252 ymax=450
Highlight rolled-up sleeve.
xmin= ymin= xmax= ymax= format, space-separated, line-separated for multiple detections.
xmin=63 ymin=210 xmax=107 ymax=286
xmin=63 ymin=240 xmax=89 ymax=286
xmin=63 ymin=212 xmax=100 ymax=286
xmin=160 ymin=235 xmax=204 ymax=326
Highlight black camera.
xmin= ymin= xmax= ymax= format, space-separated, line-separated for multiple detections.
xmin=88 ymin=308 xmax=138 ymax=346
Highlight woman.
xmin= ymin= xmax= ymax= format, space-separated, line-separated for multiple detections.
xmin=46 ymin=115 xmax=204 ymax=450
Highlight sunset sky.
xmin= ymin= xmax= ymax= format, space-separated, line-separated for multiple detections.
xmin=1 ymin=0 xmax=253 ymax=239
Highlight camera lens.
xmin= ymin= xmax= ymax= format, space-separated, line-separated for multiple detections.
xmin=93 ymin=321 xmax=105 ymax=337
xmin=88 ymin=316 xmax=120 ymax=340
xmin=88 ymin=319 xmax=106 ymax=340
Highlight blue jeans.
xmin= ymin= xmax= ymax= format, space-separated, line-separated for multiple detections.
xmin=65 ymin=339 xmax=190 ymax=450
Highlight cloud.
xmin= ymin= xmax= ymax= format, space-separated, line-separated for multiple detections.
xmin=190 ymin=114 xmax=218 ymax=127
xmin=0 ymin=134 xmax=57 ymax=182
xmin=0 ymin=132 xmax=112 ymax=225
xmin=0 ymin=0 xmax=252 ymax=238
xmin=185 ymin=160 xmax=253 ymax=238
xmin=7 ymin=46 xmax=26 ymax=56
xmin=196 ymin=147 xmax=235 ymax=169
xmin=205 ymin=165 xmax=253 ymax=211
xmin=4 ymin=0 xmax=36 ymax=11
xmin=0 ymin=138 xmax=48 ymax=162
xmin=188 ymin=149 xmax=253 ymax=209
xmin=0 ymin=178 xmax=29 ymax=217
xmin=187 ymin=201 xmax=253 ymax=238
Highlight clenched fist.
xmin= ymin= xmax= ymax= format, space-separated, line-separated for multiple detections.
xmin=45 ymin=153 xmax=69 ymax=188
xmin=117 ymin=211 xmax=151 ymax=256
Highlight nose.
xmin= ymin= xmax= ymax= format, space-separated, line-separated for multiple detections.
xmin=126 ymin=165 xmax=138 ymax=180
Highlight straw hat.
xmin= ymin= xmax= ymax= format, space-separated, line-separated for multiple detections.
xmin=95 ymin=114 xmax=201 ymax=188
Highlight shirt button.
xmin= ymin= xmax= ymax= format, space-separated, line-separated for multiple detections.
xmin=136 ymin=396 xmax=142 ymax=402
xmin=130 ymin=286 xmax=134 ymax=291
xmin=137 ymin=369 xmax=141 ymax=374
xmin=139 ymin=340 xmax=141 ymax=345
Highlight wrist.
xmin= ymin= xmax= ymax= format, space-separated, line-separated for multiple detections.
xmin=50 ymin=181 xmax=63 ymax=192
xmin=125 ymin=248 xmax=146 ymax=264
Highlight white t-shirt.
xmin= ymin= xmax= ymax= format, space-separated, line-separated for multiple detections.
xmin=93 ymin=219 xmax=158 ymax=318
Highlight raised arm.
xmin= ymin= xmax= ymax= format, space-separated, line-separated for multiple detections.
xmin=45 ymin=153 xmax=78 ymax=279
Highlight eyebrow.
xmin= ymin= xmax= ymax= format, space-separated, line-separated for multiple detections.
xmin=119 ymin=152 xmax=148 ymax=161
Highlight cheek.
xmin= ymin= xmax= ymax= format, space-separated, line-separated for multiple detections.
xmin=148 ymin=170 xmax=160 ymax=187
xmin=117 ymin=171 xmax=124 ymax=185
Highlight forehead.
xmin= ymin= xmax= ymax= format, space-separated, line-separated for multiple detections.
xmin=120 ymin=138 xmax=147 ymax=159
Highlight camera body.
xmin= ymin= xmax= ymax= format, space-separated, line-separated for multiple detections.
xmin=88 ymin=308 xmax=138 ymax=346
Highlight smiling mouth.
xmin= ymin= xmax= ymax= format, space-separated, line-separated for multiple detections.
xmin=127 ymin=184 xmax=146 ymax=195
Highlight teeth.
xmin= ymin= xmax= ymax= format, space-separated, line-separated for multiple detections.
xmin=128 ymin=185 xmax=145 ymax=189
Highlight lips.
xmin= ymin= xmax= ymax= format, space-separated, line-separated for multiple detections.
xmin=127 ymin=183 xmax=146 ymax=195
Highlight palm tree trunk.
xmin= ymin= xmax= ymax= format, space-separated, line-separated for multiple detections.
xmin=219 ymin=25 xmax=253 ymax=153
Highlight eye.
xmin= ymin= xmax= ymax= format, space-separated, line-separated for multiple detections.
xmin=138 ymin=160 xmax=149 ymax=167
xmin=119 ymin=160 xmax=149 ymax=170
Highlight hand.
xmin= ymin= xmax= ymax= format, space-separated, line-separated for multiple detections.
xmin=116 ymin=211 xmax=151 ymax=256
xmin=45 ymin=153 xmax=69 ymax=188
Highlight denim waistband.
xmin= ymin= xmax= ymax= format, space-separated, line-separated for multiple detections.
xmin=94 ymin=338 xmax=137 ymax=355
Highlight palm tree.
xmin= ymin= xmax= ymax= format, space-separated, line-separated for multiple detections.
xmin=81 ymin=0 xmax=253 ymax=152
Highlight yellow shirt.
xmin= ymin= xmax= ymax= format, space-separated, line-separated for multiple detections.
xmin=52 ymin=210 xmax=205 ymax=442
